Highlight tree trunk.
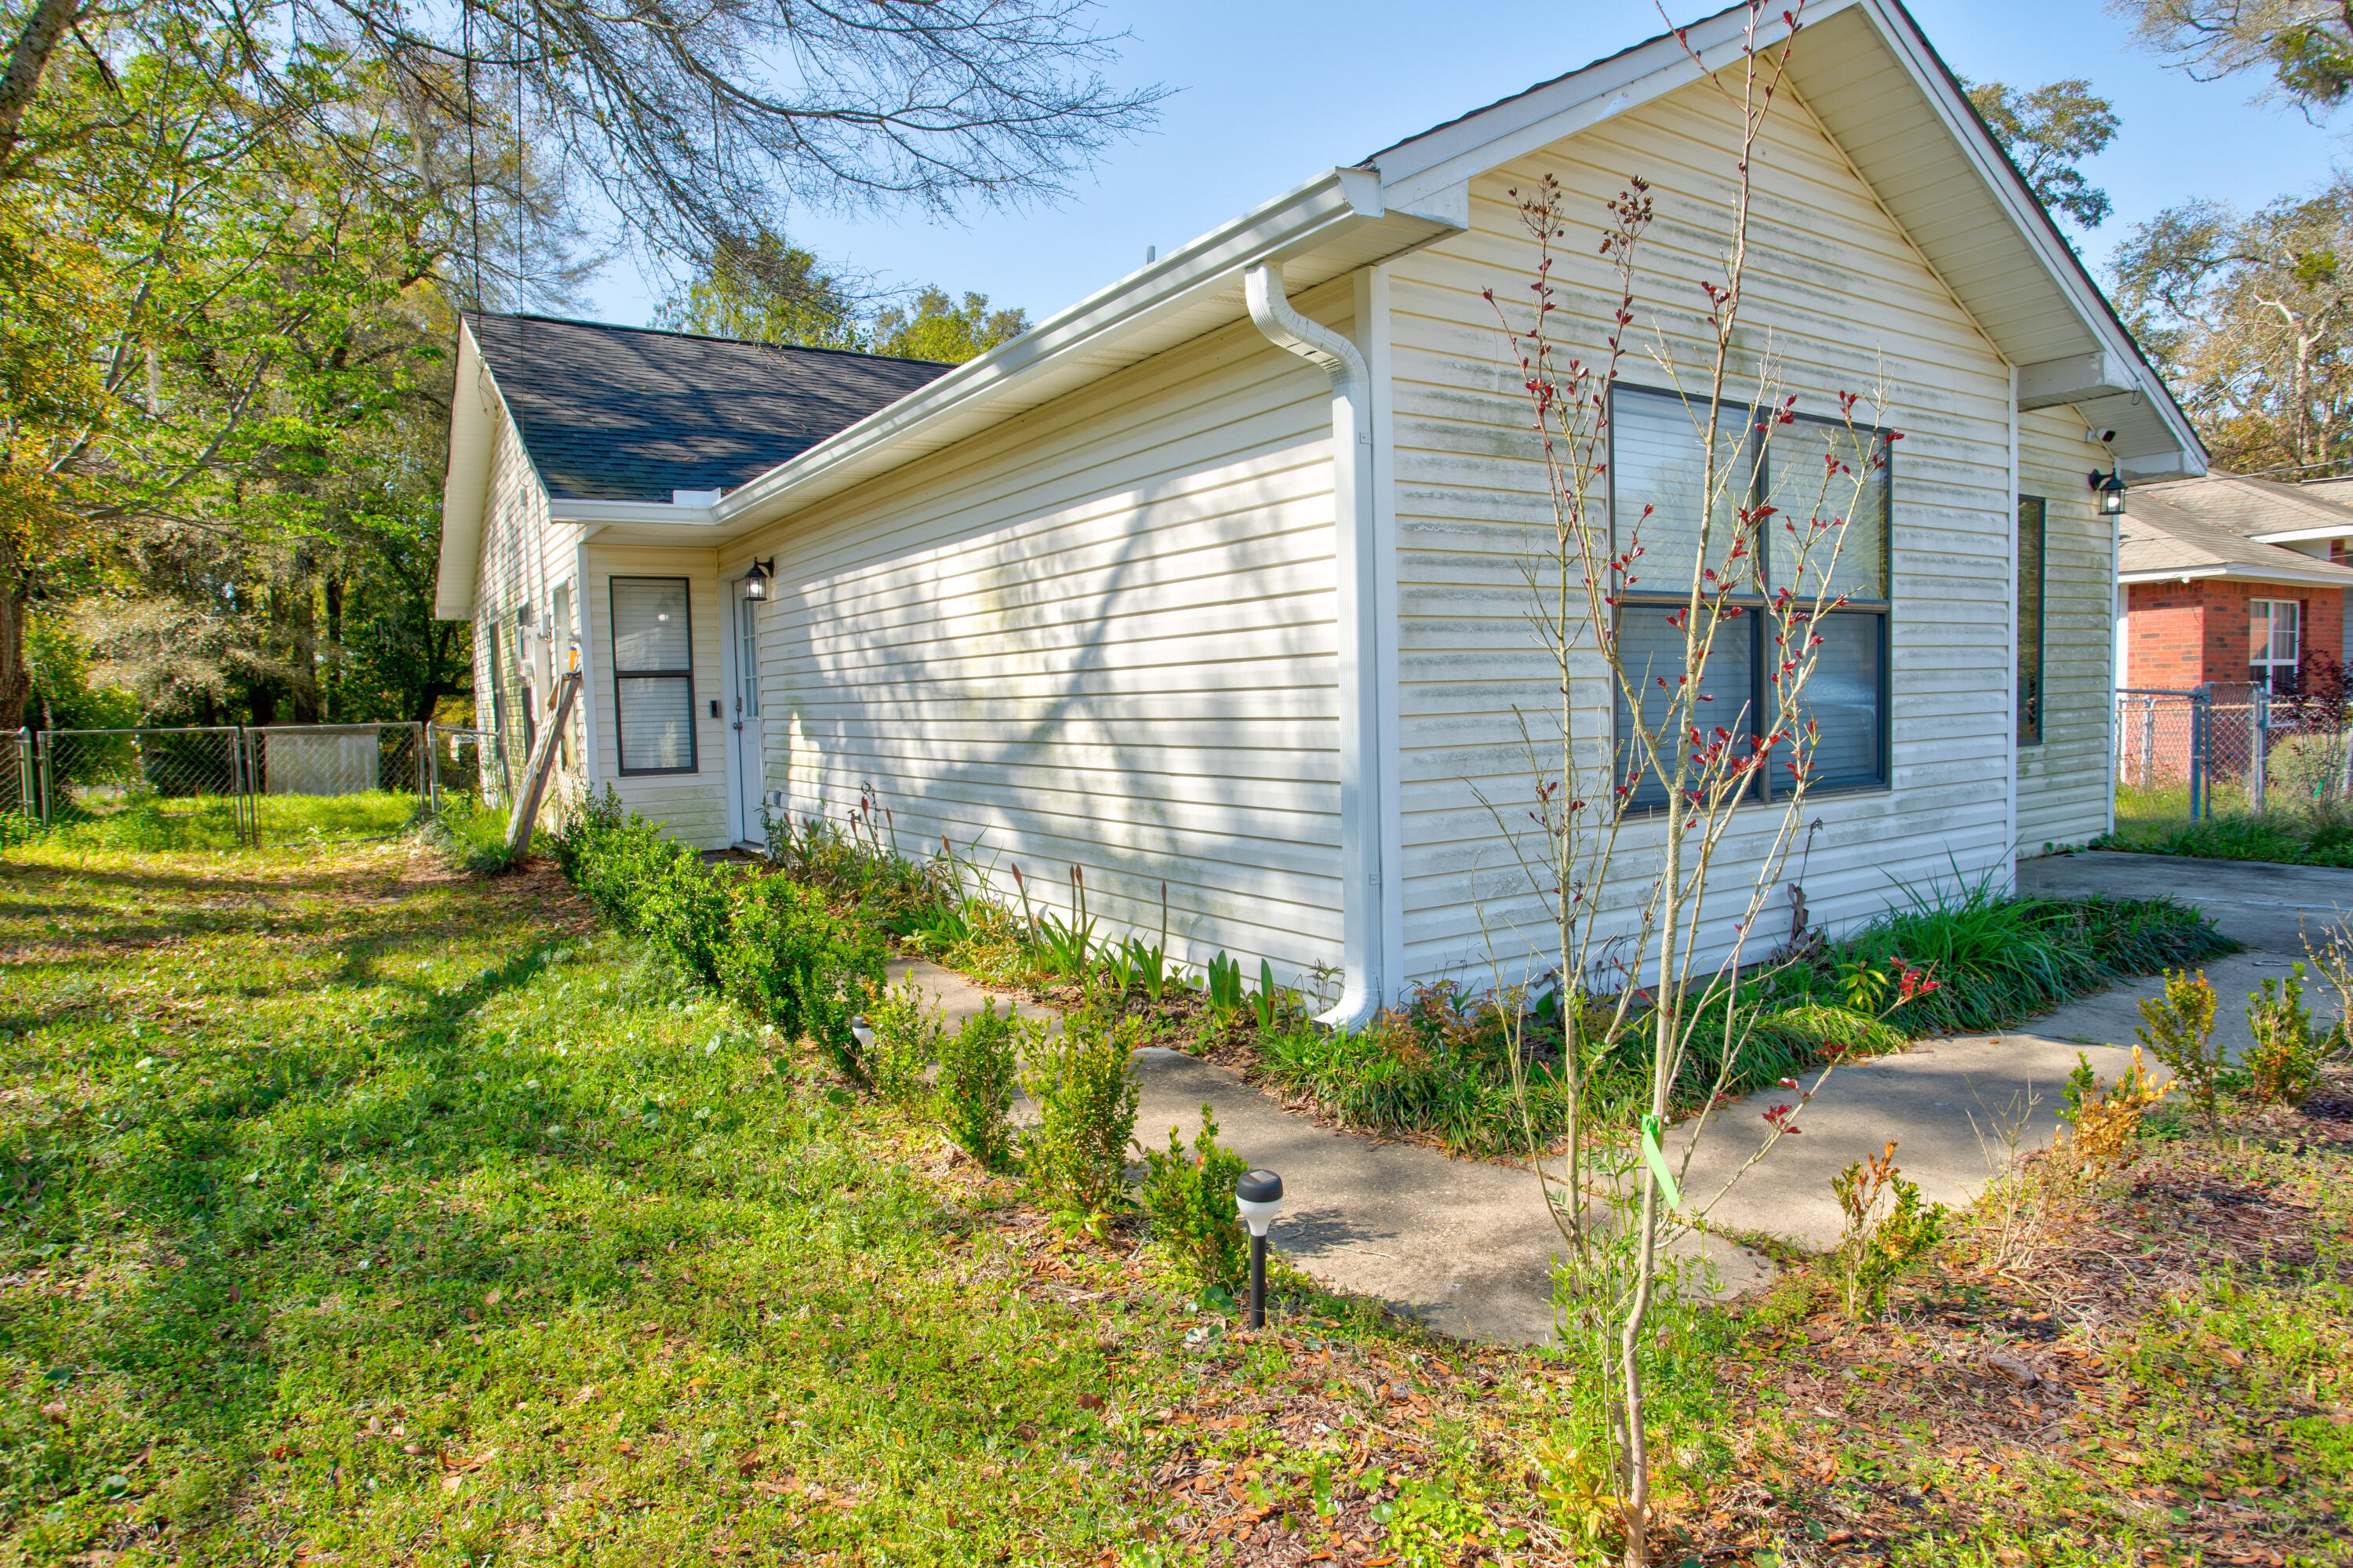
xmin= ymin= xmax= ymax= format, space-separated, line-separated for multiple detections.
xmin=0 ymin=548 xmax=30 ymax=734
xmin=0 ymin=0 xmax=82 ymax=175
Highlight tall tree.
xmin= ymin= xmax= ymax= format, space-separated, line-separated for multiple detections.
xmin=1963 ymin=77 xmax=2121 ymax=230
xmin=2113 ymin=0 xmax=2353 ymax=118
xmin=869 ymin=288 xmax=1029 ymax=362
xmin=2112 ymin=180 xmax=2353 ymax=475
xmin=652 ymin=233 xmax=864 ymax=350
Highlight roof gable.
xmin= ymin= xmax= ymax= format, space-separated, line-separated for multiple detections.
xmin=466 ymin=313 xmax=953 ymax=504
xmin=2121 ymin=485 xmax=2353 ymax=586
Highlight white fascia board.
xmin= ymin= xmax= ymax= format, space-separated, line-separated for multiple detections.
xmin=715 ymin=166 xmax=1444 ymax=533
xmin=1369 ymin=0 xmax=1859 ymax=210
xmin=547 ymin=497 xmax=719 ymax=529
xmin=2121 ymin=563 xmax=2353 ymax=588
xmin=2248 ymin=523 xmax=2353 ymax=547
xmin=2016 ymin=351 xmax=2131 ymax=411
xmin=434 ymin=322 xmax=494 ymax=620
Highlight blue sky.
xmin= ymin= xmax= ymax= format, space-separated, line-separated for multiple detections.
xmin=580 ymin=0 xmax=2343 ymax=329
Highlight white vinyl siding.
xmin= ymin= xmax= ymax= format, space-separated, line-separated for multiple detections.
xmin=725 ymin=300 xmax=1348 ymax=987
xmin=2014 ymin=409 xmax=2115 ymax=851
xmin=1381 ymin=77 xmax=2017 ymax=982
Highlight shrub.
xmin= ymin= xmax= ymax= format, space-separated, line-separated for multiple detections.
xmin=2135 ymin=969 xmax=2221 ymax=1127
xmin=1021 ymin=1007 xmax=1143 ymax=1224
xmin=1138 ymin=1104 xmax=1249 ymax=1290
xmin=2059 ymin=1046 xmax=2169 ymax=1168
xmin=936 ymin=999 xmax=1024 ymax=1172
xmin=2246 ymin=967 xmax=2324 ymax=1107
xmin=865 ymin=974 xmax=946 ymax=1107
xmin=2268 ymin=732 xmax=2352 ymax=804
xmin=554 ymin=789 xmax=678 ymax=933
xmin=1828 ymin=1141 xmax=1945 ymax=1319
xmin=637 ymin=847 xmax=733 ymax=988
xmin=717 ymin=874 xmax=886 ymax=1081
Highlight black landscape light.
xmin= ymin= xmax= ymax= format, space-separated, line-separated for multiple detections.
xmin=1234 ymin=1168 xmax=1284 ymax=1330
xmin=2088 ymin=469 xmax=2126 ymax=518
xmin=744 ymin=558 xmax=775 ymax=600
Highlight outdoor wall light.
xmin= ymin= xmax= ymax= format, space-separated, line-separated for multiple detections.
xmin=743 ymin=558 xmax=775 ymax=600
xmin=2088 ymin=469 xmax=2127 ymax=517
xmin=1235 ymin=1168 xmax=1284 ymax=1330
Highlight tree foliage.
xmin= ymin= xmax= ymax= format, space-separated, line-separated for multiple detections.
xmin=652 ymin=234 xmax=864 ymax=351
xmin=2113 ymin=0 xmax=2353 ymax=118
xmin=2112 ymin=180 xmax=2353 ymax=475
xmin=1963 ymin=77 xmax=2120 ymax=231
xmin=871 ymin=288 xmax=1030 ymax=363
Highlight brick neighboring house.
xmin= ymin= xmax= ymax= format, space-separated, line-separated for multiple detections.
xmin=2120 ymin=474 xmax=2353 ymax=693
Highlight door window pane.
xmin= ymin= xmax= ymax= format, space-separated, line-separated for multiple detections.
xmin=738 ymin=587 xmax=761 ymax=718
xmin=2017 ymin=497 xmax=2045 ymax=746
xmin=1614 ymin=604 xmax=1758 ymax=811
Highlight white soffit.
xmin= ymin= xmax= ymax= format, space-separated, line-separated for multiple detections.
xmin=435 ymin=321 xmax=493 ymax=620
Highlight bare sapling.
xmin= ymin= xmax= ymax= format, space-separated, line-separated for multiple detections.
xmin=1471 ymin=4 xmax=1904 ymax=1559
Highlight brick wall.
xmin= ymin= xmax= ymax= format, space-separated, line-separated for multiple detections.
xmin=2125 ymin=579 xmax=2346 ymax=686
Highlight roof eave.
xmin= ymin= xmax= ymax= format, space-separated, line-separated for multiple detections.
xmin=435 ymin=322 xmax=493 ymax=620
xmin=2120 ymin=562 xmax=2353 ymax=588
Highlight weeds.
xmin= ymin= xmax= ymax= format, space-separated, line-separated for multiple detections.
xmin=422 ymin=793 xmax=514 ymax=873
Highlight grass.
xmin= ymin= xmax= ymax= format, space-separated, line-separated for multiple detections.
xmin=2096 ymin=801 xmax=2353 ymax=869
xmin=4 ymin=832 xmax=2339 ymax=1566
xmin=24 ymin=790 xmax=424 ymax=853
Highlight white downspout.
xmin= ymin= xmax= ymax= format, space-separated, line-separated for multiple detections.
xmin=1246 ymin=261 xmax=1383 ymax=1031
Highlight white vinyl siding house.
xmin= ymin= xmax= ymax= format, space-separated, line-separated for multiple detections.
xmin=438 ymin=0 xmax=2205 ymax=1014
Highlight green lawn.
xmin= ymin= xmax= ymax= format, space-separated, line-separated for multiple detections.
xmin=27 ymin=790 xmax=424 ymax=853
xmin=2 ymin=838 xmax=2346 ymax=1566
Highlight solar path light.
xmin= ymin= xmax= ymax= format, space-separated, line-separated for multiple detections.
xmin=1234 ymin=1168 xmax=1284 ymax=1330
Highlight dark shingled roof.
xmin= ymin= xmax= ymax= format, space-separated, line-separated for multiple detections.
xmin=465 ymin=312 xmax=955 ymax=504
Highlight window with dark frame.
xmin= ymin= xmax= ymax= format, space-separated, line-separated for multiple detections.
xmin=1609 ymin=384 xmax=1891 ymax=811
xmin=611 ymin=577 xmax=697 ymax=776
xmin=2251 ymin=598 xmax=2301 ymax=695
xmin=2017 ymin=497 xmax=2046 ymax=747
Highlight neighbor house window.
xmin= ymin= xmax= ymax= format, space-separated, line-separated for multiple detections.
xmin=1609 ymin=385 xmax=1891 ymax=809
xmin=2252 ymin=598 xmax=2301 ymax=694
xmin=2017 ymin=497 xmax=2046 ymax=746
xmin=611 ymin=577 xmax=696 ymax=775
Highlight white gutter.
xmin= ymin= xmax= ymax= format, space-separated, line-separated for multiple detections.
xmin=1245 ymin=261 xmax=1384 ymax=1032
xmin=2121 ymin=564 xmax=2353 ymax=588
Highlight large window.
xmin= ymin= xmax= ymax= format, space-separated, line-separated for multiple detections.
xmin=1609 ymin=385 xmax=1891 ymax=809
xmin=2252 ymin=598 xmax=2301 ymax=694
xmin=611 ymin=577 xmax=697 ymax=775
xmin=2017 ymin=497 xmax=2046 ymax=747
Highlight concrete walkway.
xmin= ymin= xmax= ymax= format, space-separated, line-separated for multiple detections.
xmin=889 ymin=852 xmax=2353 ymax=1344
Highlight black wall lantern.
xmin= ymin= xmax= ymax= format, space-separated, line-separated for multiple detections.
xmin=2088 ymin=469 xmax=2126 ymax=518
xmin=743 ymin=558 xmax=775 ymax=600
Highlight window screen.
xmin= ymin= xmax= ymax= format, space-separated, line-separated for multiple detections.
xmin=2017 ymin=497 xmax=2046 ymax=747
xmin=611 ymin=577 xmax=696 ymax=775
xmin=1609 ymin=384 xmax=1891 ymax=808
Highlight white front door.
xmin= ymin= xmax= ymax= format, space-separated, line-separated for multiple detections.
xmin=729 ymin=578 xmax=766 ymax=845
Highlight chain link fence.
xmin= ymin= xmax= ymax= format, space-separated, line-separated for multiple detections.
xmin=11 ymin=722 xmax=465 ymax=850
xmin=426 ymin=726 xmax=507 ymax=813
xmin=2115 ymin=684 xmax=2353 ymax=828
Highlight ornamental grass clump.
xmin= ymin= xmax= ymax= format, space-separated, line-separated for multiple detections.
xmin=1020 ymin=1007 xmax=1142 ymax=1229
xmin=1137 ymin=1103 xmax=1249 ymax=1290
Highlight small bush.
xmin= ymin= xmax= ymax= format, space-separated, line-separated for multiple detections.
xmin=865 ymin=975 xmax=945 ymax=1107
xmin=2060 ymin=1046 xmax=2169 ymax=1169
xmin=1138 ymin=1104 xmax=1249 ymax=1290
xmin=2246 ymin=968 xmax=2324 ymax=1107
xmin=717 ymin=875 xmax=886 ymax=1081
xmin=1020 ymin=1007 xmax=1143 ymax=1224
xmin=1829 ymin=1141 xmax=1945 ymax=1319
xmin=2268 ymin=733 xmax=2352 ymax=804
xmin=553 ymin=788 xmax=677 ymax=932
xmin=2136 ymin=969 xmax=2221 ymax=1126
xmin=638 ymin=847 xmax=733 ymax=988
xmin=937 ymin=999 xmax=1024 ymax=1172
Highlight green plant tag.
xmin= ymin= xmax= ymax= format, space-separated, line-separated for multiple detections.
xmin=1640 ymin=1114 xmax=1684 ymax=1213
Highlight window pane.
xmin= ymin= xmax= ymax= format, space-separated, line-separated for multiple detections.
xmin=1613 ymin=604 xmax=1757 ymax=810
xmin=1773 ymin=613 xmax=1883 ymax=793
xmin=613 ymin=578 xmax=691 ymax=671
xmin=2017 ymin=497 xmax=2045 ymax=747
xmin=1765 ymin=418 xmax=1889 ymax=600
xmin=2275 ymin=602 xmax=2300 ymax=663
xmin=2250 ymin=601 xmax=2271 ymax=659
xmin=1612 ymin=387 xmax=1759 ymax=595
xmin=616 ymin=676 xmax=695 ymax=773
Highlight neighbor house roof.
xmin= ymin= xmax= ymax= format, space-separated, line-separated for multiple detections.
xmin=438 ymin=0 xmax=2209 ymax=617
xmin=2119 ymin=481 xmax=2353 ymax=589
xmin=2133 ymin=471 xmax=2353 ymax=551
xmin=464 ymin=312 xmax=952 ymax=504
